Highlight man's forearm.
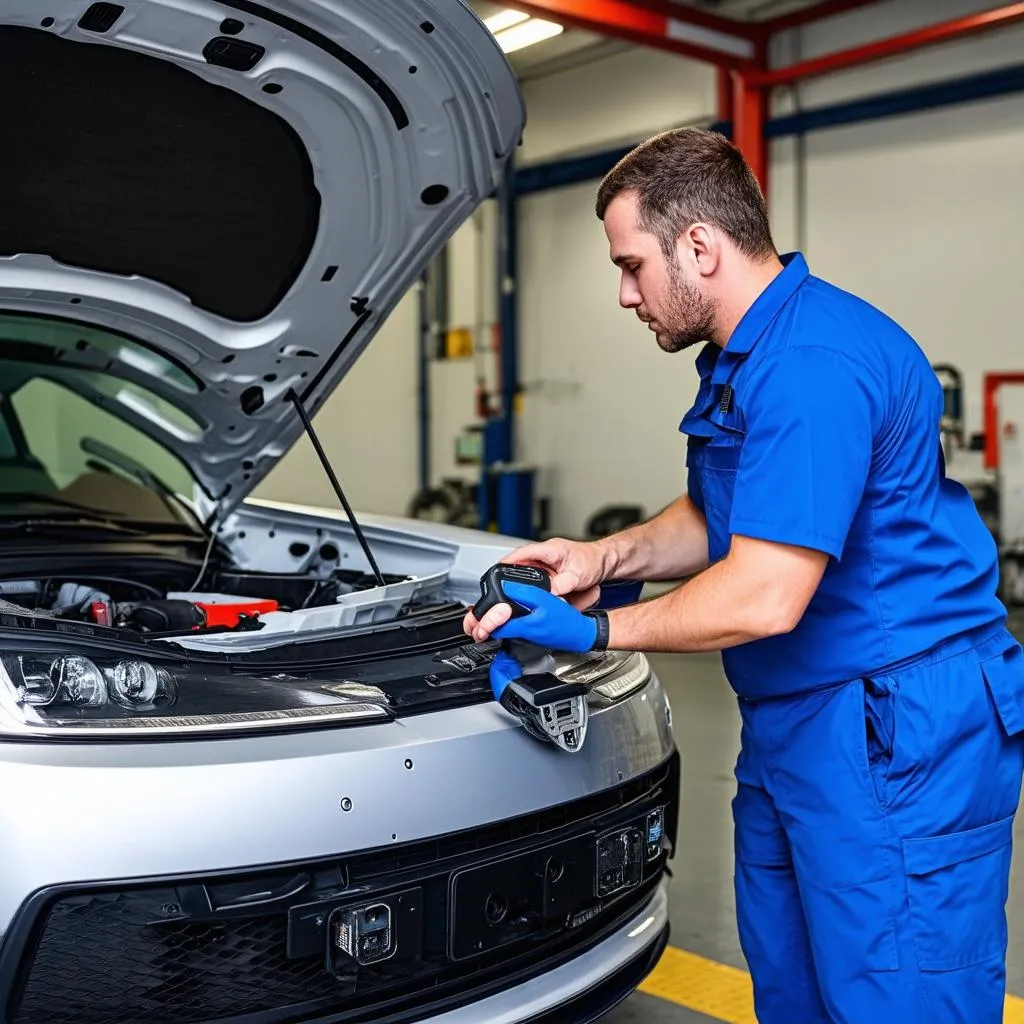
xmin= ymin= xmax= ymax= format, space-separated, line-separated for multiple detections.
xmin=596 ymin=495 xmax=709 ymax=582
xmin=605 ymin=556 xmax=780 ymax=652
xmin=604 ymin=537 xmax=827 ymax=653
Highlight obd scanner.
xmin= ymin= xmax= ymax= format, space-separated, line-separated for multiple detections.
xmin=472 ymin=563 xmax=551 ymax=619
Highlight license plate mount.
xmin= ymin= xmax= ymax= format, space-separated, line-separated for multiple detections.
xmin=595 ymin=826 xmax=644 ymax=898
xmin=448 ymin=835 xmax=596 ymax=960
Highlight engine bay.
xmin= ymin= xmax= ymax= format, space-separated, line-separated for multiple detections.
xmin=0 ymin=566 xmax=432 ymax=639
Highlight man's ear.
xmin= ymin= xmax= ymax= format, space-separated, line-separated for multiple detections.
xmin=676 ymin=223 xmax=718 ymax=278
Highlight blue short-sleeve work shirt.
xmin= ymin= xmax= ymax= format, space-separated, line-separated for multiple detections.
xmin=681 ymin=252 xmax=1004 ymax=699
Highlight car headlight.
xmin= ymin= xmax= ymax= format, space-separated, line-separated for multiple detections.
xmin=554 ymin=650 xmax=652 ymax=705
xmin=0 ymin=647 xmax=391 ymax=740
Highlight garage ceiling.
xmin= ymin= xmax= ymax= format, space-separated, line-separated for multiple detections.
xmin=470 ymin=0 xmax=842 ymax=79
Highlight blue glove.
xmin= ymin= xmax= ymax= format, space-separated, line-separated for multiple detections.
xmin=489 ymin=649 xmax=522 ymax=702
xmin=491 ymin=581 xmax=599 ymax=653
xmin=488 ymin=649 xmax=552 ymax=746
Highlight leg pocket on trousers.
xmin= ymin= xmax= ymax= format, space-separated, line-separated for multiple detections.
xmin=902 ymin=814 xmax=1014 ymax=971
xmin=862 ymin=677 xmax=896 ymax=810
xmin=981 ymin=640 xmax=1024 ymax=737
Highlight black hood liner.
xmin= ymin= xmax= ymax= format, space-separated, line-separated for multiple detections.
xmin=0 ymin=26 xmax=320 ymax=322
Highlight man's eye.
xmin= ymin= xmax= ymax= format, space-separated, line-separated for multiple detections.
xmin=628 ymin=264 xmax=640 ymax=274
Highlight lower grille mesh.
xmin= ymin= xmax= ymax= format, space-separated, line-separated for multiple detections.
xmin=16 ymin=900 xmax=335 ymax=1022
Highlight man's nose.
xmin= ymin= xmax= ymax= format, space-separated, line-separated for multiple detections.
xmin=619 ymin=276 xmax=641 ymax=309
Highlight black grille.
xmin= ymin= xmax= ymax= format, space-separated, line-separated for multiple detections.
xmin=16 ymin=905 xmax=326 ymax=1021
xmin=6 ymin=756 xmax=679 ymax=1024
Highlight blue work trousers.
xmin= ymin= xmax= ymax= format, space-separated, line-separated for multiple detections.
xmin=733 ymin=625 xmax=1024 ymax=1023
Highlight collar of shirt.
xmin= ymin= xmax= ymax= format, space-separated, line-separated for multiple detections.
xmin=680 ymin=251 xmax=810 ymax=437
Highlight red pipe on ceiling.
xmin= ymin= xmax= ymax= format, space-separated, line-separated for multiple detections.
xmin=750 ymin=3 xmax=1024 ymax=86
xmin=570 ymin=0 xmax=761 ymax=39
xmin=505 ymin=0 xmax=760 ymax=69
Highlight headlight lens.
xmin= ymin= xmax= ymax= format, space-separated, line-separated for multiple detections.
xmin=554 ymin=650 xmax=652 ymax=704
xmin=0 ymin=649 xmax=391 ymax=739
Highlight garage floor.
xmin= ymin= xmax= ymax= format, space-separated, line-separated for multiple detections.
xmin=606 ymin=626 xmax=1024 ymax=1023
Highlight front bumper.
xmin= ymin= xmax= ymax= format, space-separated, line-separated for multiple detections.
xmin=0 ymin=677 xmax=677 ymax=1024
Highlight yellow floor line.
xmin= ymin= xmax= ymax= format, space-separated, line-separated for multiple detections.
xmin=639 ymin=946 xmax=757 ymax=1022
xmin=639 ymin=945 xmax=1024 ymax=1023
xmin=1005 ymin=996 xmax=1024 ymax=1024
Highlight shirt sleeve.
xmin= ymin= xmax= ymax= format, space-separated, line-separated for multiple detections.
xmin=729 ymin=347 xmax=877 ymax=560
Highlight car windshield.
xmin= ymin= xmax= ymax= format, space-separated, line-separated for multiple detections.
xmin=0 ymin=313 xmax=201 ymax=517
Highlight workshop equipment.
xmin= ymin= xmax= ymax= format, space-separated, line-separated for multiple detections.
xmin=478 ymin=463 xmax=538 ymax=538
xmin=474 ymin=563 xmax=589 ymax=753
xmin=933 ymin=362 xmax=964 ymax=466
xmin=931 ymin=362 xmax=998 ymax=542
xmin=944 ymin=370 xmax=1024 ymax=605
xmin=981 ymin=373 xmax=1024 ymax=604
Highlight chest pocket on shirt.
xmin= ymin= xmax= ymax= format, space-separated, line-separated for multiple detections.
xmin=693 ymin=427 xmax=745 ymax=563
xmin=702 ymin=432 xmax=743 ymax=472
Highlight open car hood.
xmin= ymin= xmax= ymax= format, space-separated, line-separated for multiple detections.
xmin=0 ymin=0 xmax=523 ymax=515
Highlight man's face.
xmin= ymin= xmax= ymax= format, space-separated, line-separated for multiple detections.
xmin=604 ymin=192 xmax=715 ymax=353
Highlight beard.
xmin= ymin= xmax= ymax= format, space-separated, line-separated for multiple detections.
xmin=642 ymin=260 xmax=717 ymax=353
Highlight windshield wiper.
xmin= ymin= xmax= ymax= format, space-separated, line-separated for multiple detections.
xmin=286 ymin=389 xmax=386 ymax=588
xmin=0 ymin=493 xmax=202 ymax=537
xmin=0 ymin=491 xmax=125 ymax=516
xmin=0 ymin=515 xmax=143 ymax=536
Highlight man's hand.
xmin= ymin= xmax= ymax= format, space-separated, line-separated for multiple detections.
xmin=463 ymin=537 xmax=610 ymax=642
xmin=504 ymin=537 xmax=611 ymax=608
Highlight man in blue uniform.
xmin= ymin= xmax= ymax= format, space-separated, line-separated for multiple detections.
xmin=464 ymin=127 xmax=1024 ymax=1023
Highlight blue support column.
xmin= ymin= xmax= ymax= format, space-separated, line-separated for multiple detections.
xmin=497 ymin=152 xmax=518 ymax=462
xmin=417 ymin=271 xmax=430 ymax=495
xmin=479 ymin=153 xmax=538 ymax=537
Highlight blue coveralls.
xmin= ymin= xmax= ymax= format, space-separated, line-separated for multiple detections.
xmin=681 ymin=252 xmax=1024 ymax=1023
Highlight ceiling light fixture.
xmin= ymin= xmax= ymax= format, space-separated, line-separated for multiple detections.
xmin=484 ymin=9 xmax=531 ymax=34
xmin=492 ymin=17 xmax=564 ymax=53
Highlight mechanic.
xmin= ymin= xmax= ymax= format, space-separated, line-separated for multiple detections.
xmin=463 ymin=126 xmax=1024 ymax=1024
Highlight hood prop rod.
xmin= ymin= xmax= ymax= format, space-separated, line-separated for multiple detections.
xmin=286 ymin=389 xmax=387 ymax=588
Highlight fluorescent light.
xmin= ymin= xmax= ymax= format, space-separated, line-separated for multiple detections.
xmin=494 ymin=17 xmax=563 ymax=53
xmin=484 ymin=9 xmax=530 ymax=33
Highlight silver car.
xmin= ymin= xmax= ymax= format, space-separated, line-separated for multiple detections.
xmin=0 ymin=2 xmax=679 ymax=1022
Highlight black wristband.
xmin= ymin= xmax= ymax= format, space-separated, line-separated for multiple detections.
xmin=585 ymin=609 xmax=610 ymax=651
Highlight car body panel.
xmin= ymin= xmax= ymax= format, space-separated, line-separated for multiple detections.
xmin=0 ymin=674 xmax=674 ymax=931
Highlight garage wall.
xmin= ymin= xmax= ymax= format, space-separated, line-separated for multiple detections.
xmin=769 ymin=0 xmax=1024 ymax=442
xmin=515 ymin=0 xmax=1024 ymax=536
xmin=518 ymin=47 xmax=718 ymax=164
xmin=255 ymin=292 xmax=419 ymax=517
xmin=430 ymin=202 xmax=499 ymax=489
xmin=255 ymin=204 xmax=498 ymax=519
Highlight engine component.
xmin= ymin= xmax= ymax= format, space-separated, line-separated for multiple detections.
xmin=170 ymin=592 xmax=280 ymax=628
xmin=117 ymin=600 xmax=206 ymax=633
xmin=196 ymin=598 xmax=278 ymax=628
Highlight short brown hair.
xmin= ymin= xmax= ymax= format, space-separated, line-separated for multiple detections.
xmin=595 ymin=127 xmax=775 ymax=261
